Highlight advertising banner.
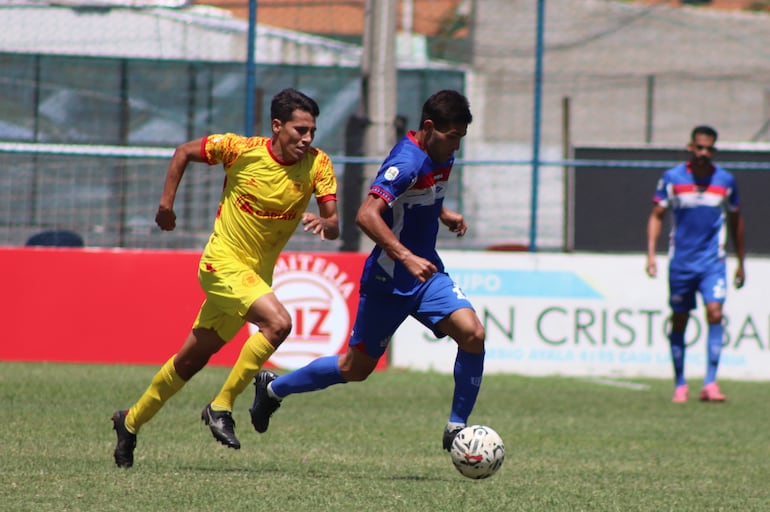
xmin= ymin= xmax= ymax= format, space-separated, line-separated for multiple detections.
xmin=0 ymin=248 xmax=369 ymax=370
xmin=248 ymin=252 xmax=372 ymax=369
xmin=391 ymin=251 xmax=769 ymax=381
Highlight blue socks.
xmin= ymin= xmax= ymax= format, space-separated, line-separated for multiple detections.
xmin=670 ymin=322 xmax=724 ymax=387
xmin=270 ymin=355 xmax=346 ymax=399
xmin=704 ymin=322 xmax=724 ymax=385
xmin=269 ymin=348 xmax=486 ymax=427
xmin=449 ymin=349 xmax=485 ymax=424
xmin=669 ymin=331 xmax=686 ymax=387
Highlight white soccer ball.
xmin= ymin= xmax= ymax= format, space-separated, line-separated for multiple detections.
xmin=449 ymin=425 xmax=505 ymax=479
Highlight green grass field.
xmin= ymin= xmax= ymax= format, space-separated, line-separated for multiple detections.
xmin=2 ymin=362 xmax=770 ymax=512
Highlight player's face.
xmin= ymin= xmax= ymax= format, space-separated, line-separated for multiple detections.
xmin=272 ymin=109 xmax=317 ymax=163
xmin=688 ymin=133 xmax=717 ymax=167
xmin=424 ymin=121 xmax=467 ymax=163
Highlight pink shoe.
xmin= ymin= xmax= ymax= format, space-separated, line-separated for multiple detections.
xmin=671 ymin=384 xmax=688 ymax=403
xmin=700 ymin=382 xmax=726 ymax=402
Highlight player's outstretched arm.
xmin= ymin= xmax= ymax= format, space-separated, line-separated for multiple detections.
xmin=156 ymin=138 xmax=206 ymax=231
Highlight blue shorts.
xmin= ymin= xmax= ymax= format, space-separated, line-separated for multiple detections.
xmin=349 ymin=272 xmax=474 ymax=358
xmin=669 ymin=265 xmax=727 ymax=312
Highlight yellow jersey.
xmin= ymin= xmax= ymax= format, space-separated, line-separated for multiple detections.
xmin=201 ymin=133 xmax=337 ymax=280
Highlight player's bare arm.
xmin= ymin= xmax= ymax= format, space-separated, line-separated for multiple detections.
xmin=645 ymin=204 xmax=666 ymax=277
xmin=302 ymin=199 xmax=340 ymax=240
xmin=440 ymin=206 xmax=467 ymax=237
xmin=728 ymin=210 xmax=746 ymax=288
xmin=356 ymin=194 xmax=437 ymax=282
xmin=156 ymin=138 xmax=206 ymax=231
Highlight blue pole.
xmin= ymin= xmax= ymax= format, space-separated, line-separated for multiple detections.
xmin=529 ymin=0 xmax=545 ymax=252
xmin=244 ymin=0 xmax=257 ymax=136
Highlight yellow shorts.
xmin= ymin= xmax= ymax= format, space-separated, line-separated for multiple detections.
xmin=192 ymin=236 xmax=273 ymax=341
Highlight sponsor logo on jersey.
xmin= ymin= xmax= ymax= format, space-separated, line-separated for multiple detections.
xmin=235 ymin=194 xmax=297 ymax=220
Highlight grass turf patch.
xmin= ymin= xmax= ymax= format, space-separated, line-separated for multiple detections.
xmin=2 ymin=362 xmax=770 ymax=511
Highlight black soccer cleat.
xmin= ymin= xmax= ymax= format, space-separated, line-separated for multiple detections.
xmin=249 ymin=370 xmax=281 ymax=433
xmin=201 ymin=403 xmax=241 ymax=449
xmin=112 ymin=410 xmax=137 ymax=468
xmin=442 ymin=425 xmax=464 ymax=452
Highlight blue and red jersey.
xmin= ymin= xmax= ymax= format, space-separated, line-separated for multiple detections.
xmin=653 ymin=162 xmax=740 ymax=273
xmin=360 ymin=131 xmax=453 ymax=295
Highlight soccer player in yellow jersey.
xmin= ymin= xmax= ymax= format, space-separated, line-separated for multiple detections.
xmin=111 ymin=88 xmax=339 ymax=468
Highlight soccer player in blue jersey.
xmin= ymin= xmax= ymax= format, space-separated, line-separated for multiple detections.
xmin=249 ymin=90 xmax=485 ymax=451
xmin=646 ymin=125 xmax=745 ymax=403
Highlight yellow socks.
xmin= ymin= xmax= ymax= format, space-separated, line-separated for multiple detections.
xmin=123 ymin=333 xmax=276 ymax=432
xmin=125 ymin=356 xmax=186 ymax=434
xmin=210 ymin=332 xmax=276 ymax=412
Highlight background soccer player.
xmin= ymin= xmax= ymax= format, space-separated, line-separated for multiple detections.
xmin=248 ymin=89 xmax=486 ymax=452
xmin=112 ymin=88 xmax=339 ymax=468
xmin=646 ymin=125 xmax=745 ymax=403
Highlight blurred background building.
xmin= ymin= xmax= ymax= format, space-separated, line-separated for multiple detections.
xmin=1 ymin=0 xmax=769 ymax=252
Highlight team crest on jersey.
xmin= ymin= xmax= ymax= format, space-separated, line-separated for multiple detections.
xmin=384 ymin=166 xmax=400 ymax=181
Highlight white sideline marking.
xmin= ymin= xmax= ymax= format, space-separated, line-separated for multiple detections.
xmin=583 ymin=377 xmax=650 ymax=391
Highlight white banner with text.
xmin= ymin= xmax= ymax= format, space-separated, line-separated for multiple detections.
xmin=391 ymin=251 xmax=769 ymax=380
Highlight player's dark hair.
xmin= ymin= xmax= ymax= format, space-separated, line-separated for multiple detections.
xmin=691 ymin=125 xmax=718 ymax=142
xmin=420 ymin=90 xmax=472 ymax=131
xmin=271 ymin=88 xmax=320 ymax=122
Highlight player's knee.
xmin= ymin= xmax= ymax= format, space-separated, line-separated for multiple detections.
xmin=671 ymin=313 xmax=689 ymax=332
xmin=268 ymin=327 xmax=292 ymax=345
xmin=275 ymin=320 xmax=292 ymax=341
xmin=261 ymin=317 xmax=292 ymax=345
xmin=269 ymin=328 xmax=291 ymax=348
xmin=458 ymin=325 xmax=485 ymax=354
xmin=705 ymin=304 xmax=723 ymax=325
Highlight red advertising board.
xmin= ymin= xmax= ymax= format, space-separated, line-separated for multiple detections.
xmin=0 ymin=247 xmax=376 ymax=369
